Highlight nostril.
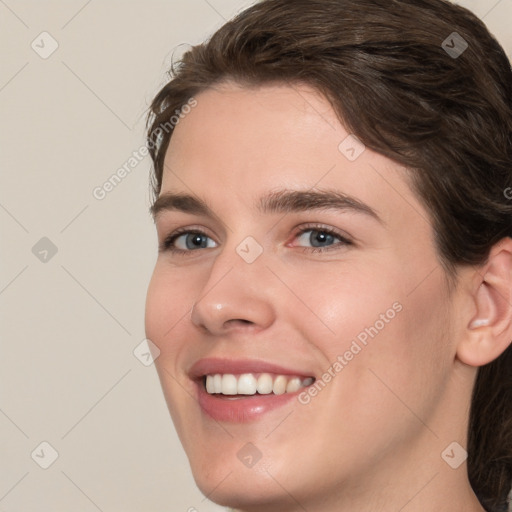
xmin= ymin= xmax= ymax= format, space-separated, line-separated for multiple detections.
xmin=226 ymin=319 xmax=253 ymax=327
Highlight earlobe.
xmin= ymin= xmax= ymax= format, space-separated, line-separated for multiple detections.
xmin=457 ymin=237 xmax=512 ymax=367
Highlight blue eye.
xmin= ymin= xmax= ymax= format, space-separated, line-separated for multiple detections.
xmin=160 ymin=225 xmax=351 ymax=255
xmin=163 ymin=231 xmax=216 ymax=252
xmin=296 ymin=229 xmax=340 ymax=249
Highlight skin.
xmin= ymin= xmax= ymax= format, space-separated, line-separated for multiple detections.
xmin=145 ymin=82 xmax=512 ymax=512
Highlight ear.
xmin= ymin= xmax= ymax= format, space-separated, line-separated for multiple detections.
xmin=457 ymin=237 xmax=512 ymax=367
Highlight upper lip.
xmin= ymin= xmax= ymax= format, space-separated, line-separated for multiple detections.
xmin=188 ymin=357 xmax=315 ymax=380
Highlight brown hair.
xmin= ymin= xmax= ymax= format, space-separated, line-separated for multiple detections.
xmin=146 ymin=0 xmax=512 ymax=510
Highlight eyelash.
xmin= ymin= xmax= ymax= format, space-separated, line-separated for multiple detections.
xmin=160 ymin=224 xmax=353 ymax=256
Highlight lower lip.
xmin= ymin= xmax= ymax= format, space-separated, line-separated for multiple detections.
xmin=196 ymin=380 xmax=301 ymax=422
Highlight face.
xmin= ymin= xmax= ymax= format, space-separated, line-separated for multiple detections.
xmin=145 ymin=83 xmax=461 ymax=511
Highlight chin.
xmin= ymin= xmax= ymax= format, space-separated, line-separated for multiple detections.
xmin=186 ymin=439 xmax=322 ymax=512
xmin=192 ymin=466 xmax=293 ymax=511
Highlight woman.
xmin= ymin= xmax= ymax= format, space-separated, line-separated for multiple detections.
xmin=144 ymin=0 xmax=512 ymax=510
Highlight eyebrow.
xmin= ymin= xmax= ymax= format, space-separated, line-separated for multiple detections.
xmin=150 ymin=188 xmax=383 ymax=224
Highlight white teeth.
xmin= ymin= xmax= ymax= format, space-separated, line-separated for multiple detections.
xmin=272 ymin=375 xmax=287 ymax=395
xmin=237 ymin=373 xmax=257 ymax=395
xmin=286 ymin=377 xmax=302 ymax=393
xmin=206 ymin=375 xmax=215 ymax=393
xmin=204 ymin=373 xmax=314 ymax=396
xmin=257 ymin=373 xmax=273 ymax=394
xmin=213 ymin=374 xmax=222 ymax=393
xmin=221 ymin=374 xmax=238 ymax=395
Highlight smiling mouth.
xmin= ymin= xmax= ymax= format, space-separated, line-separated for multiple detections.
xmin=190 ymin=358 xmax=317 ymax=421
xmin=203 ymin=372 xmax=315 ymax=397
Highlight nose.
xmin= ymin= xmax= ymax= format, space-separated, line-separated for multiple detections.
xmin=190 ymin=245 xmax=276 ymax=336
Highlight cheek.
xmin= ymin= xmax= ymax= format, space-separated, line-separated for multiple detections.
xmin=287 ymin=261 xmax=399 ymax=351
xmin=292 ymin=259 xmax=451 ymax=422
xmin=144 ymin=263 xmax=194 ymax=352
xmin=296 ymin=247 xmax=451 ymax=363
xmin=144 ymin=264 xmax=199 ymax=433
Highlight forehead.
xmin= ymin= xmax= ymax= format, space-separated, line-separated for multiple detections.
xmin=161 ymin=82 xmax=429 ymax=229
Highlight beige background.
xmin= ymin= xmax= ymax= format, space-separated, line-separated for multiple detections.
xmin=1 ymin=1 xmax=511 ymax=511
